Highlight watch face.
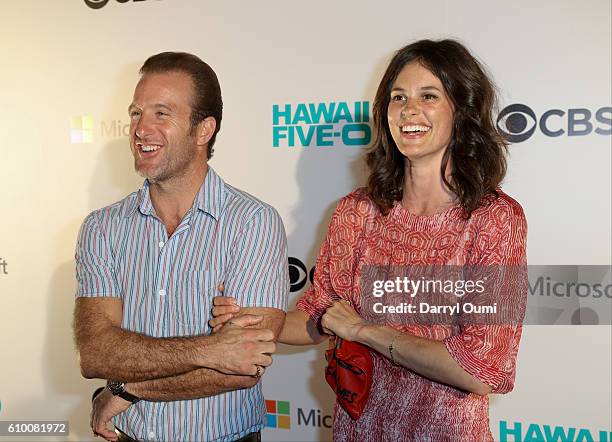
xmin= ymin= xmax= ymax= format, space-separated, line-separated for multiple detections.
xmin=107 ymin=381 xmax=124 ymax=395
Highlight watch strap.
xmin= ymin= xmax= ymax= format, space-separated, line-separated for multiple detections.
xmin=117 ymin=388 xmax=140 ymax=404
xmin=107 ymin=381 xmax=141 ymax=404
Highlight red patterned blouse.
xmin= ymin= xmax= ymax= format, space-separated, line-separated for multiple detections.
xmin=296 ymin=188 xmax=528 ymax=442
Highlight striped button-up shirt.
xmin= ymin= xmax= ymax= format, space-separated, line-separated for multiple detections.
xmin=75 ymin=167 xmax=289 ymax=442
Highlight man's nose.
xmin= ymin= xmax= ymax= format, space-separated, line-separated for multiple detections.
xmin=134 ymin=114 xmax=153 ymax=139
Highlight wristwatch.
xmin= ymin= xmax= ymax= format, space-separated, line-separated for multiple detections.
xmin=106 ymin=380 xmax=141 ymax=404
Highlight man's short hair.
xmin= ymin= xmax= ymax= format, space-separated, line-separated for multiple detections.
xmin=140 ymin=52 xmax=223 ymax=159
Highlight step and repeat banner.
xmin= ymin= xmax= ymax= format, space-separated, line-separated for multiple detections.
xmin=0 ymin=1 xmax=610 ymax=441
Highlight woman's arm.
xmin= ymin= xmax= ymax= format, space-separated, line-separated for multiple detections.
xmin=210 ymin=301 xmax=327 ymax=346
xmin=321 ymin=300 xmax=492 ymax=395
xmin=279 ymin=309 xmax=327 ymax=345
xmin=359 ymin=325 xmax=492 ymax=395
xmin=212 ymin=192 xmax=372 ymax=346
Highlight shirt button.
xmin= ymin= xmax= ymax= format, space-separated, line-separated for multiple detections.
xmin=148 ymin=431 xmax=156 ymax=440
xmin=159 ymin=289 xmax=166 ymax=296
xmin=158 ymin=241 xmax=164 ymax=248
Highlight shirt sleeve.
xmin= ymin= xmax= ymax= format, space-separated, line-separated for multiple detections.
xmin=443 ymin=199 xmax=528 ymax=394
xmin=296 ymin=192 xmax=366 ymax=323
xmin=224 ymin=205 xmax=289 ymax=311
xmin=294 ymin=223 xmax=335 ymax=323
xmin=75 ymin=212 xmax=121 ymax=298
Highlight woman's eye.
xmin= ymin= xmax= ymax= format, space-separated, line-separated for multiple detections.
xmin=391 ymin=94 xmax=405 ymax=102
xmin=423 ymin=94 xmax=437 ymax=101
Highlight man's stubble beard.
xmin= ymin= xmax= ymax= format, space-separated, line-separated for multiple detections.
xmin=133 ymin=140 xmax=197 ymax=183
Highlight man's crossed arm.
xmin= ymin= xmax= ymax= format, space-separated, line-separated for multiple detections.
xmin=74 ymin=297 xmax=285 ymax=393
xmin=76 ymin=296 xmax=284 ymax=441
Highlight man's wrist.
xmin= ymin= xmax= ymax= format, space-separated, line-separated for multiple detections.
xmin=107 ymin=380 xmax=141 ymax=404
xmin=191 ymin=334 xmax=216 ymax=370
xmin=124 ymin=383 xmax=141 ymax=400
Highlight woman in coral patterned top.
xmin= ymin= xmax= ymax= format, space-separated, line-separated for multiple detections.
xmin=212 ymin=39 xmax=527 ymax=442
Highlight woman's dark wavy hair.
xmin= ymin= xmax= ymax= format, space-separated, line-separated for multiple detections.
xmin=366 ymin=39 xmax=508 ymax=217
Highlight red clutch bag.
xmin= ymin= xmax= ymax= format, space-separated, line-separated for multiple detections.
xmin=325 ymin=337 xmax=373 ymax=420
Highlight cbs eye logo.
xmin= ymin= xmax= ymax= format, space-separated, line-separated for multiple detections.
xmin=497 ymin=104 xmax=537 ymax=143
xmin=84 ymin=0 xmax=111 ymax=8
xmin=84 ymin=0 xmax=154 ymax=9
xmin=288 ymin=257 xmax=314 ymax=293
xmin=497 ymin=103 xmax=611 ymax=143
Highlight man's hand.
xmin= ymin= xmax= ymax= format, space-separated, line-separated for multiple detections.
xmin=205 ymin=314 xmax=275 ymax=376
xmin=209 ymin=296 xmax=241 ymax=332
xmin=91 ymin=388 xmax=130 ymax=442
xmin=210 ymin=295 xmax=328 ymax=346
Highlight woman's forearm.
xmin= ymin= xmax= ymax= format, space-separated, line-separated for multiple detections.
xmin=356 ymin=325 xmax=492 ymax=395
xmin=279 ymin=309 xmax=327 ymax=345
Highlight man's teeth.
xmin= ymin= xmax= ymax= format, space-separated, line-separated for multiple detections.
xmin=141 ymin=145 xmax=161 ymax=152
xmin=401 ymin=125 xmax=431 ymax=133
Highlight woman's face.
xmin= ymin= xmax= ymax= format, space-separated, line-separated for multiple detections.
xmin=387 ymin=62 xmax=454 ymax=165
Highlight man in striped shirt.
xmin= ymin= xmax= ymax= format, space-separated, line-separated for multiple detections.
xmin=73 ymin=52 xmax=288 ymax=442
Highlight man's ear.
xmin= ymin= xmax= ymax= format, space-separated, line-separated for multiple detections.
xmin=195 ymin=117 xmax=217 ymax=147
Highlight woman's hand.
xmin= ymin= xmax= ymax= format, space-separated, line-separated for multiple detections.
xmin=209 ymin=284 xmax=242 ymax=332
xmin=321 ymin=300 xmax=370 ymax=342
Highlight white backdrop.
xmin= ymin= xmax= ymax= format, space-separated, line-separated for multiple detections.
xmin=0 ymin=1 xmax=610 ymax=441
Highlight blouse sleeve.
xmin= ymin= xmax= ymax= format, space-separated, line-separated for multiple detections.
xmin=296 ymin=191 xmax=370 ymax=323
xmin=443 ymin=197 xmax=528 ymax=394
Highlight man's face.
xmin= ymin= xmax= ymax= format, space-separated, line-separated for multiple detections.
xmin=128 ymin=71 xmax=199 ymax=183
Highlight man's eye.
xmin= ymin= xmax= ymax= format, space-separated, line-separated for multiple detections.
xmin=156 ymin=112 xmax=168 ymax=117
xmin=129 ymin=111 xmax=141 ymax=118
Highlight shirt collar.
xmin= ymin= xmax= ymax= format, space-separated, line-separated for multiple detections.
xmin=193 ymin=166 xmax=225 ymax=220
xmin=135 ymin=181 xmax=154 ymax=216
xmin=127 ymin=167 xmax=225 ymax=220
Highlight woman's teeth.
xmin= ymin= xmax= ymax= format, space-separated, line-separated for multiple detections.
xmin=401 ymin=125 xmax=431 ymax=133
